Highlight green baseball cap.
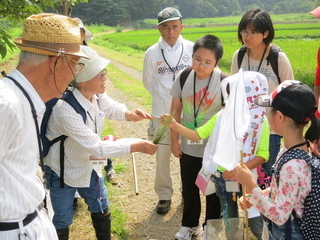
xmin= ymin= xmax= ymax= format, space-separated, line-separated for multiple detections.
xmin=157 ymin=7 xmax=182 ymax=25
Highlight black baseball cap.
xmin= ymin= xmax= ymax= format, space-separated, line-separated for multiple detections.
xmin=157 ymin=7 xmax=182 ymax=25
xmin=255 ymin=80 xmax=317 ymax=123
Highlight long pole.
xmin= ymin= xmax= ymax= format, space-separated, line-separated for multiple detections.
xmin=131 ymin=153 xmax=139 ymax=195
xmin=240 ymin=150 xmax=249 ymax=240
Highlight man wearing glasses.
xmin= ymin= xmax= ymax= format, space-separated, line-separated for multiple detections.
xmin=143 ymin=7 xmax=194 ymax=215
xmin=0 ymin=13 xmax=88 ymax=240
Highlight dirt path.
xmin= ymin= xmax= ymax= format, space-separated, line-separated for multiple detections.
xmin=96 ymin=48 xmax=207 ymax=240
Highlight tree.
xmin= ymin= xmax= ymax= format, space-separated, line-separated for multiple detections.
xmin=0 ymin=0 xmax=55 ymax=58
xmin=60 ymin=0 xmax=88 ymax=16
xmin=0 ymin=0 xmax=87 ymax=59
xmin=73 ymin=0 xmax=128 ymax=26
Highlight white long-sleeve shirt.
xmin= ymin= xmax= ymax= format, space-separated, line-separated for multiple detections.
xmin=143 ymin=35 xmax=194 ymax=117
xmin=0 ymin=69 xmax=45 ymax=221
xmin=44 ymin=88 xmax=132 ymax=187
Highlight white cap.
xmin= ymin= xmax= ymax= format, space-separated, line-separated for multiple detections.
xmin=76 ymin=46 xmax=110 ymax=83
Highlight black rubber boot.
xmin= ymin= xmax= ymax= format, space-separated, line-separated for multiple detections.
xmin=91 ymin=209 xmax=111 ymax=240
xmin=56 ymin=227 xmax=69 ymax=240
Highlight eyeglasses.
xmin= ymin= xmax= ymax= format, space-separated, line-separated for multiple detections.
xmin=239 ymin=30 xmax=260 ymax=38
xmin=65 ymin=56 xmax=85 ymax=74
xmin=193 ymin=59 xmax=215 ymax=68
xmin=95 ymin=69 xmax=107 ymax=79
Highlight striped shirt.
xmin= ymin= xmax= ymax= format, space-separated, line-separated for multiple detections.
xmin=44 ymin=88 xmax=131 ymax=187
xmin=0 ymin=69 xmax=45 ymax=221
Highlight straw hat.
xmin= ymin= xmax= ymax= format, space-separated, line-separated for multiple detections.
xmin=14 ymin=13 xmax=88 ymax=58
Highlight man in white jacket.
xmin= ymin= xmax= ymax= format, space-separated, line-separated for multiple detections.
xmin=143 ymin=7 xmax=194 ymax=215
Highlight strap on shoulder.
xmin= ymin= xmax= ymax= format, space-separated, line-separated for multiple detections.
xmin=179 ymin=66 xmax=193 ymax=90
xmin=237 ymin=45 xmax=247 ymax=69
xmin=63 ymin=90 xmax=87 ymax=123
xmin=266 ymin=44 xmax=281 ymax=84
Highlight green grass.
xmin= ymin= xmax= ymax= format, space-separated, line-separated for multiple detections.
xmin=91 ymin=21 xmax=319 ymax=88
xmin=107 ymin=63 xmax=151 ymax=110
xmin=143 ymin=12 xmax=320 ymax=28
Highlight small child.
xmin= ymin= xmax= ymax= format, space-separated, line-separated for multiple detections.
xmin=236 ymin=80 xmax=320 ymax=239
xmin=162 ymin=70 xmax=270 ymax=239
xmin=169 ymin=34 xmax=224 ymax=240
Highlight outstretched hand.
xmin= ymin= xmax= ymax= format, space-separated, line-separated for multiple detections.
xmin=131 ymin=140 xmax=158 ymax=155
xmin=126 ymin=109 xmax=153 ymax=121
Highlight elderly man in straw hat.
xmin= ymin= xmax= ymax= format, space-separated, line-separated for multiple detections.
xmin=0 ymin=13 xmax=88 ymax=239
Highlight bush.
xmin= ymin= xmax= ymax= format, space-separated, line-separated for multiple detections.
xmin=115 ymin=24 xmax=123 ymax=33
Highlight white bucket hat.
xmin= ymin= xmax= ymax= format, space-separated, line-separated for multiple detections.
xmin=76 ymin=46 xmax=110 ymax=83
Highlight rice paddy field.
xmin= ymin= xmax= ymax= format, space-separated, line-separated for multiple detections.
xmin=91 ymin=21 xmax=320 ymax=88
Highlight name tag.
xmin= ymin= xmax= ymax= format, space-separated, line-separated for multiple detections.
xmin=187 ymin=139 xmax=204 ymax=145
xmin=89 ymin=156 xmax=107 ymax=165
xmin=225 ymin=180 xmax=240 ymax=192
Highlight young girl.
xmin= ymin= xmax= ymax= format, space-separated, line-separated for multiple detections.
xmin=230 ymin=8 xmax=294 ymax=177
xmin=163 ymin=71 xmax=269 ymax=239
xmin=169 ymin=34 xmax=223 ymax=240
xmin=236 ymin=80 xmax=320 ymax=239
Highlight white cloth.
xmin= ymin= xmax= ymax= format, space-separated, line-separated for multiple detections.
xmin=143 ymin=35 xmax=194 ymax=117
xmin=44 ymin=88 xmax=133 ymax=187
xmin=0 ymin=69 xmax=46 ymax=221
xmin=203 ymin=70 xmax=268 ymax=174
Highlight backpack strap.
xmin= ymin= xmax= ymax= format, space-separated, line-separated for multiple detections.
xmin=179 ymin=66 xmax=193 ymax=90
xmin=220 ymin=71 xmax=229 ymax=106
xmin=54 ymin=90 xmax=87 ymax=187
xmin=179 ymin=67 xmax=229 ymax=107
xmin=237 ymin=45 xmax=247 ymax=70
xmin=266 ymin=44 xmax=281 ymax=85
xmin=63 ymin=90 xmax=87 ymax=122
xmin=237 ymin=44 xmax=281 ymax=84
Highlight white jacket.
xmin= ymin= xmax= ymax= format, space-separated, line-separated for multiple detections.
xmin=143 ymin=35 xmax=194 ymax=118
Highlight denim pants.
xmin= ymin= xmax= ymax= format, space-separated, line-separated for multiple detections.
xmin=214 ymin=173 xmax=264 ymax=240
xmin=180 ymin=153 xmax=220 ymax=227
xmin=45 ymin=166 xmax=109 ymax=230
xmin=270 ymin=219 xmax=305 ymax=240
xmin=263 ymin=134 xmax=282 ymax=177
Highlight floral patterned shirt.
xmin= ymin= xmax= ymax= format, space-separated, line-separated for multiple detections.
xmin=246 ymin=148 xmax=312 ymax=225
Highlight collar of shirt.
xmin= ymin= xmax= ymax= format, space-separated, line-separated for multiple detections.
xmin=72 ymin=88 xmax=94 ymax=112
xmin=9 ymin=69 xmax=45 ymax=123
xmin=158 ymin=35 xmax=182 ymax=52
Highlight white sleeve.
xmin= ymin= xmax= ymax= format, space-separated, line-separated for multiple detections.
xmin=97 ymin=93 xmax=127 ymax=121
xmin=54 ymin=102 xmax=130 ymax=159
